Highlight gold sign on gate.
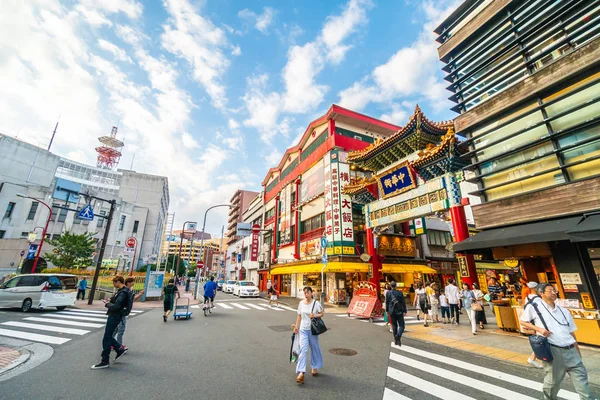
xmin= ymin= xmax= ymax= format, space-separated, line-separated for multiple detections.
xmin=458 ymin=256 xmax=469 ymax=278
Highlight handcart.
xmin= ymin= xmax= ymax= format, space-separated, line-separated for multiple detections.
xmin=173 ymin=297 xmax=192 ymax=320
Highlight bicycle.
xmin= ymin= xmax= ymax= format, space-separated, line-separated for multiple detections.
xmin=203 ymin=296 xmax=214 ymax=317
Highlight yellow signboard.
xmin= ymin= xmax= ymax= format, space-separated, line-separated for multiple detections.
xmin=580 ymin=292 xmax=594 ymax=309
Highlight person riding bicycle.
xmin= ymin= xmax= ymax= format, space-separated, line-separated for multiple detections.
xmin=203 ymin=276 xmax=218 ymax=308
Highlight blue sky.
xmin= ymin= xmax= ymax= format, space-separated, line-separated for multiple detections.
xmin=1 ymin=0 xmax=460 ymax=235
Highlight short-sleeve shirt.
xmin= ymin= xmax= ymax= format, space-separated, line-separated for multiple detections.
xmin=445 ymin=284 xmax=460 ymax=304
xmin=297 ymin=300 xmax=323 ymax=331
xmin=520 ymin=300 xmax=577 ymax=347
xmin=204 ymin=281 xmax=217 ymax=298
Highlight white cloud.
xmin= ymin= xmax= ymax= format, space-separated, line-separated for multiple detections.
xmin=238 ymin=7 xmax=276 ymax=34
xmin=379 ymin=104 xmax=409 ymax=125
xmin=78 ymin=0 xmax=144 ymax=20
xmin=181 ymin=132 xmax=198 ymax=149
xmin=337 ymin=0 xmax=460 ymax=114
xmin=97 ymin=39 xmax=133 ymax=63
xmin=228 ymin=118 xmax=240 ymax=130
xmin=161 ymin=0 xmax=231 ymax=111
xmin=321 ymin=0 xmax=372 ymax=63
xmin=231 ymin=45 xmax=242 ymax=56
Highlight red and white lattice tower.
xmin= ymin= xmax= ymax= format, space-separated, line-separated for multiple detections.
xmin=95 ymin=126 xmax=124 ymax=169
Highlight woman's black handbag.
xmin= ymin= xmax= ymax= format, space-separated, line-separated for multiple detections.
xmin=528 ymin=303 xmax=553 ymax=362
xmin=311 ymin=302 xmax=328 ymax=335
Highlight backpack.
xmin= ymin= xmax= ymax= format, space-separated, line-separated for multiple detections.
xmin=122 ymin=289 xmax=134 ymax=316
xmin=389 ymin=291 xmax=403 ymax=314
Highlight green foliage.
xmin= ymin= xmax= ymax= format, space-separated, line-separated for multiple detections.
xmin=44 ymin=231 xmax=96 ymax=269
xmin=137 ymin=264 xmax=159 ymax=273
xmin=160 ymin=254 xmax=186 ymax=276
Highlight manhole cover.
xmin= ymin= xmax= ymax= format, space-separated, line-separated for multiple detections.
xmin=328 ymin=348 xmax=357 ymax=356
xmin=268 ymin=325 xmax=292 ymax=332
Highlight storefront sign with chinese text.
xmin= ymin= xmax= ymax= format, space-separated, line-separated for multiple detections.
xmin=377 ymin=235 xmax=416 ymax=257
xmin=560 ymin=273 xmax=583 ymax=285
xmin=563 ymin=284 xmax=579 ymax=293
xmin=376 ymin=161 xmax=417 ymax=199
xmin=324 ymin=151 xmax=355 ymax=255
xmin=580 ymin=292 xmax=595 ymax=309
xmin=458 ymin=256 xmax=469 ymax=277
xmin=250 ymin=231 xmax=259 ymax=262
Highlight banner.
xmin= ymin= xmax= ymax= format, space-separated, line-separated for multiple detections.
xmin=300 ymin=160 xmax=324 ymax=203
xmin=324 ymin=151 xmax=355 ymax=255
xmin=250 ymin=231 xmax=259 ymax=262
xmin=147 ymin=271 xmax=165 ymax=297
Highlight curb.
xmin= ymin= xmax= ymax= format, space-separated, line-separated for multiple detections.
xmin=0 ymin=348 xmax=30 ymax=376
xmin=0 ymin=339 xmax=54 ymax=382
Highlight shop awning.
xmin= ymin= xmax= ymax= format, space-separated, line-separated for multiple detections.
xmin=269 ymin=262 xmax=370 ymax=275
xmin=382 ymin=264 xmax=436 ymax=274
xmin=453 ymin=217 xmax=583 ymax=252
xmin=476 ymin=262 xmax=513 ymax=270
xmin=566 ymin=214 xmax=600 ymax=242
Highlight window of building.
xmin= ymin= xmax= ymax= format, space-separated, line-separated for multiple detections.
xmin=472 ymin=110 xmax=545 ymax=150
xmin=265 ymin=207 xmax=275 ymax=220
xmin=133 ymin=220 xmax=139 ymax=233
xmin=427 ymin=230 xmax=452 ymax=247
xmin=0 ymin=230 xmax=5 ymax=238
xmin=21 ymin=232 xmax=29 ymax=238
xmin=485 ymin=171 xmax=564 ymax=201
xmin=482 ymin=155 xmax=561 ymax=189
xmin=4 ymin=202 xmax=15 ymax=218
xmin=97 ymin=211 xmax=106 ymax=228
xmin=57 ymin=208 xmax=68 ymax=223
xmin=119 ymin=215 xmax=126 ymax=231
xmin=549 ymin=102 xmax=600 ymax=133
xmin=301 ymin=213 xmax=325 ymax=233
xmin=475 ymin=124 xmax=548 ymax=163
xmin=27 ymin=202 xmax=39 ymax=220
xmin=562 ymin=139 xmax=600 ymax=180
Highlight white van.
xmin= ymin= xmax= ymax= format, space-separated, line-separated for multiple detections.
xmin=0 ymin=274 xmax=78 ymax=312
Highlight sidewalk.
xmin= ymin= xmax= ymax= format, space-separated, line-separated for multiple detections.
xmin=0 ymin=346 xmax=27 ymax=375
xmin=401 ymin=309 xmax=600 ymax=385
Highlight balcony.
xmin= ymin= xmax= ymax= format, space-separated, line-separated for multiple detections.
xmin=300 ymin=227 xmax=325 ymax=242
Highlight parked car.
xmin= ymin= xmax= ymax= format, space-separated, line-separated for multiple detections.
xmin=233 ymin=281 xmax=260 ymax=297
xmin=0 ymin=273 xmax=78 ymax=312
xmin=223 ymin=280 xmax=237 ymax=293
xmin=217 ymin=280 xmax=225 ymax=291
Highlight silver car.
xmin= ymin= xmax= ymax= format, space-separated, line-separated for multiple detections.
xmin=0 ymin=274 xmax=78 ymax=312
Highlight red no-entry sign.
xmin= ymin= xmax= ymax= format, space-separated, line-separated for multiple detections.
xmin=196 ymin=261 xmax=204 ymax=269
xmin=126 ymin=237 xmax=136 ymax=248
xmin=251 ymin=224 xmax=261 ymax=234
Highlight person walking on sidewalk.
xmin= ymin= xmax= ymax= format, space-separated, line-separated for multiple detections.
xmin=523 ymin=281 xmax=543 ymax=369
xmin=439 ymin=292 xmax=450 ymax=323
xmin=77 ymin=277 xmax=88 ymax=300
xmin=91 ymin=276 xmax=129 ymax=370
xmin=429 ymin=282 xmax=441 ymax=323
xmin=461 ymin=282 xmax=477 ymax=335
xmin=114 ymin=277 xmax=144 ymax=351
xmin=162 ymin=278 xmax=179 ymax=322
xmin=445 ymin=278 xmax=460 ymax=325
xmin=383 ymin=283 xmax=392 ymax=330
xmin=293 ymin=286 xmax=324 ymax=384
xmin=268 ymin=283 xmax=280 ymax=308
xmin=472 ymin=283 xmax=488 ymax=329
xmin=414 ymin=282 xmax=430 ymax=327
xmin=386 ymin=281 xmax=407 ymax=346
xmin=520 ymin=283 xmax=594 ymax=400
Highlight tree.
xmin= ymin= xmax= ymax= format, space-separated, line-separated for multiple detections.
xmin=161 ymin=254 xmax=186 ymax=276
xmin=44 ymin=231 xmax=96 ymax=269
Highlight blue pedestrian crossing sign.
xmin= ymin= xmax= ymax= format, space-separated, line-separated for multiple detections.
xmin=78 ymin=204 xmax=94 ymax=221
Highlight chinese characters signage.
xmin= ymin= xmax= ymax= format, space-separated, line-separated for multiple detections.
xmin=279 ymin=183 xmax=293 ymax=245
xmin=376 ymin=162 xmax=417 ymax=199
xmin=324 ymin=151 xmax=355 ymax=255
xmin=250 ymin=231 xmax=259 ymax=262
xmin=458 ymin=256 xmax=469 ymax=277
xmin=376 ymin=235 xmax=416 ymax=257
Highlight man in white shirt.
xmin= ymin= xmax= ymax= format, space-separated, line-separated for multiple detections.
xmin=520 ymin=283 xmax=593 ymax=400
xmin=444 ymin=278 xmax=460 ymax=324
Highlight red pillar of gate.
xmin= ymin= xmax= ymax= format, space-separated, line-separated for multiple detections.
xmin=450 ymin=205 xmax=478 ymax=287
xmin=272 ymin=195 xmax=280 ymax=264
xmin=365 ymin=228 xmax=381 ymax=291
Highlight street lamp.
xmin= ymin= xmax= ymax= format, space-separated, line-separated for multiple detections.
xmin=17 ymin=194 xmax=52 ymax=274
xmin=194 ymin=204 xmax=230 ymax=300
xmin=176 ymin=221 xmax=197 ymax=282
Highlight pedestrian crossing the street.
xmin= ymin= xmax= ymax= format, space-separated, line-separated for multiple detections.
xmin=382 ymin=342 xmax=580 ymax=400
xmin=0 ymin=308 xmax=144 ymax=346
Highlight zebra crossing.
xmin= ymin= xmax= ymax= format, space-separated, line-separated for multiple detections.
xmin=190 ymin=302 xmax=297 ymax=312
xmin=336 ymin=314 xmax=422 ymax=326
xmin=0 ymin=308 xmax=144 ymax=346
xmin=383 ymin=342 xmax=580 ymax=400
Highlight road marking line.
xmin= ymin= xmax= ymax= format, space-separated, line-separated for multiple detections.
xmin=24 ymin=317 xmax=105 ymax=328
xmin=245 ymin=303 xmax=266 ymax=310
xmin=1 ymin=321 xmax=90 ymax=335
xmin=0 ymin=328 xmax=71 ymax=344
xmin=42 ymin=314 xmax=107 ymax=323
xmin=279 ymin=305 xmax=297 ymax=312
xmin=387 ymin=366 xmax=476 ymax=400
xmin=216 ymin=303 xmax=233 ymax=309
xmin=63 ymin=309 xmax=107 ymax=314
xmin=383 ymin=388 xmax=411 ymax=400
xmin=391 ymin=344 xmax=579 ymax=400
xmin=336 ymin=314 xmax=348 ymax=317
xmin=230 ymin=303 xmax=250 ymax=310
xmin=191 ymin=305 xmax=200 ymax=309
xmin=389 ymin=352 xmax=537 ymax=400
xmin=58 ymin=311 xmax=107 ymax=319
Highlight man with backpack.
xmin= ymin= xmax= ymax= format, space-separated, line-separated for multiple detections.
xmin=113 ymin=277 xmax=144 ymax=351
xmin=92 ymin=276 xmax=129 ymax=370
xmin=385 ymin=281 xmax=408 ymax=346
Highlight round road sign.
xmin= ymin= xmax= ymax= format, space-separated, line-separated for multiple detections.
xmin=251 ymin=224 xmax=261 ymax=234
xmin=196 ymin=261 xmax=204 ymax=268
xmin=126 ymin=237 xmax=136 ymax=248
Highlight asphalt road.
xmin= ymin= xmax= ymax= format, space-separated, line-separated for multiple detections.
xmin=1 ymin=294 xmax=597 ymax=400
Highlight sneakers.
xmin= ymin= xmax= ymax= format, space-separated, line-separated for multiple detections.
xmin=115 ymin=348 xmax=128 ymax=362
xmin=163 ymin=315 xmax=167 ymax=322
xmin=91 ymin=361 xmax=109 ymax=370
xmin=528 ymin=358 xmax=543 ymax=369
xmin=394 ymin=336 xmax=401 ymax=346
xmin=417 ymin=314 xmax=420 ymax=321
xmin=450 ymin=317 xmax=455 ymax=324
xmin=120 ymin=345 xmax=128 ymax=351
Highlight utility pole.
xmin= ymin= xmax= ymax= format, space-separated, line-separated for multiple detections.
xmin=47 ymin=118 xmax=59 ymax=152
xmin=88 ymin=199 xmax=117 ymax=305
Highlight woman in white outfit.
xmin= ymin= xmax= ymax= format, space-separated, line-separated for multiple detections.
xmin=293 ymin=286 xmax=325 ymax=384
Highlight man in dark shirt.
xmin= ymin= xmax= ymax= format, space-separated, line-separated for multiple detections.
xmin=385 ymin=281 xmax=408 ymax=347
xmin=92 ymin=276 xmax=129 ymax=369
